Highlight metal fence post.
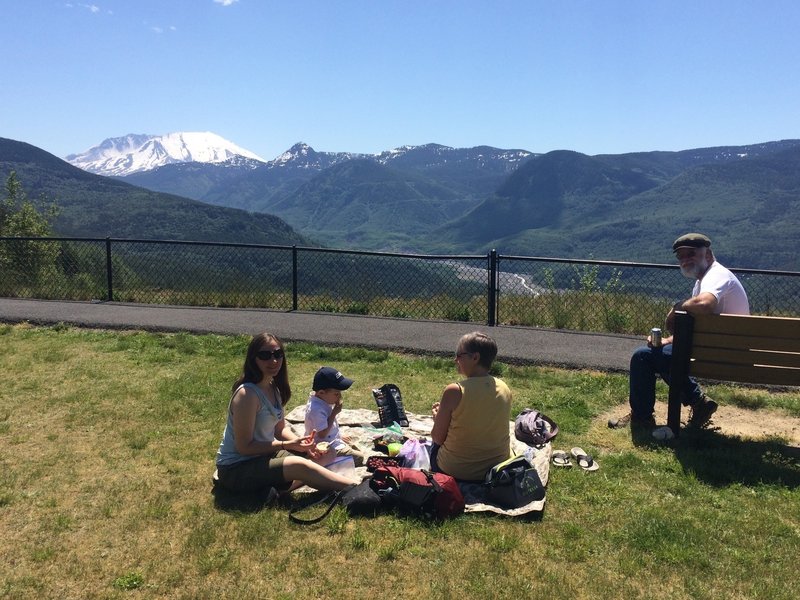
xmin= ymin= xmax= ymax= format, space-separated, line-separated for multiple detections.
xmin=105 ymin=237 xmax=113 ymax=301
xmin=488 ymin=249 xmax=498 ymax=326
xmin=292 ymin=246 xmax=298 ymax=311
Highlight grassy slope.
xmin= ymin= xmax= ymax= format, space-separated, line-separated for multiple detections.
xmin=1 ymin=325 xmax=798 ymax=599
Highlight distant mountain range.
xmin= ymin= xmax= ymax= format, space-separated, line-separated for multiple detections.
xmin=3 ymin=134 xmax=800 ymax=271
xmin=436 ymin=142 xmax=800 ymax=269
xmin=0 ymin=137 xmax=307 ymax=246
xmin=118 ymin=140 xmax=534 ymax=249
xmin=110 ymin=135 xmax=800 ymax=269
xmin=67 ymin=132 xmax=533 ymax=179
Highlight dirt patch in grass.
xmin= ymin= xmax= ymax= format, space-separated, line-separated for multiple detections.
xmin=602 ymin=401 xmax=800 ymax=447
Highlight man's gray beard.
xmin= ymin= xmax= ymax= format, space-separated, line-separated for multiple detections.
xmin=680 ymin=257 xmax=709 ymax=279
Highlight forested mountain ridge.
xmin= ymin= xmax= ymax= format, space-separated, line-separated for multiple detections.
xmin=0 ymin=138 xmax=308 ymax=245
xmin=267 ymin=159 xmax=467 ymax=249
xmin=119 ymin=141 xmax=533 ymax=215
xmin=435 ymin=143 xmax=800 ymax=270
xmin=114 ymin=136 xmax=800 ymax=268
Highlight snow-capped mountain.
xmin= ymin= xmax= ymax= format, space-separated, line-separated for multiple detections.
xmin=265 ymin=142 xmax=533 ymax=172
xmin=267 ymin=142 xmax=364 ymax=170
xmin=375 ymin=143 xmax=533 ymax=171
xmin=66 ymin=132 xmax=266 ymax=176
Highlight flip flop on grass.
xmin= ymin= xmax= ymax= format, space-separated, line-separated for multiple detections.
xmin=552 ymin=450 xmax=572 ymax=467
xmin=570 ymin=447 xmax=600 ymax=472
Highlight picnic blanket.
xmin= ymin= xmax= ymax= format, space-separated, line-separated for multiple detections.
xmin=285 ymin=406 xmax=552 ymax=516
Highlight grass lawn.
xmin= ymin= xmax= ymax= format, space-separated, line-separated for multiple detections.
xmin=1 ymin=323 xmax=798 ymax=599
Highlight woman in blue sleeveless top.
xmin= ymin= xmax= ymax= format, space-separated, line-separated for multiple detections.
xmin=215 ymin=332 xmax=358 ymax=493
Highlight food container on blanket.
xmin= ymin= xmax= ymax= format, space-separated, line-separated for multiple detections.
xmin=373 ymin=433 xmax=408 ymax=453
xmin=387 ymin=442 xmax=403 ymax=457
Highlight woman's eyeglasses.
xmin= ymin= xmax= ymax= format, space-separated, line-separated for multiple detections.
xmin=256 ymin=349 xmax=285 ymax=361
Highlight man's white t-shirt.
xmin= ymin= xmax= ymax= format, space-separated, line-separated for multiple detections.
xmin=692 ymin=261 xmax=750 ymax=315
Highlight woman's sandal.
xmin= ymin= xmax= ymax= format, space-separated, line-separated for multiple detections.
xmin=552 ymin=450 xmax=572 ymax=467
xmin=570 ymin=447 xmax=600 ymax=472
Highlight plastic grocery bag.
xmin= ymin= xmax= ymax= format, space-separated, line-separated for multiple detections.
xmin=398 ymin=438 xmax=431 ymax=470
xmin=360 ymin=421 xmax=405 ymax=437
xmin=363 ymin=421 xmax=407 ymax=453
xmin=326 ymin=455 xmax=356 ymax=479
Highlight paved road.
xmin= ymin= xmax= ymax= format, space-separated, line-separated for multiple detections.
xmin=0 ymin=298 xmax=642 ymax=372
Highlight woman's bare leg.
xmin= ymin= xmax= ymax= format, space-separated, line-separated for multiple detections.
xmin=282 ymin=456 xmax=358 ymax=491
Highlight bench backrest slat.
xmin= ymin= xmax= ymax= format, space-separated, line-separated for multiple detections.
xmin=691 ymin=362 xmax=800 ymax=386
xmin=692 ymin=346 xmax=800 ymax=370
xmin=667 ymin=311 xmax=800 ymax=434
xmin=692 ymin=333 xmax=799 ymax=354
xmin=689 ymin=313 xmax=800 ymax=386
xmin=694 ymin=313 xmax=800 ymax=338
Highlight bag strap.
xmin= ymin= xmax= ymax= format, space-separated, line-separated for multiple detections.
xmin=540 ymin=413 xmax=559 ymax=442
xmin=288 ymin=490 xmax=342 ymax=525
xmin=421 ymin=470 xmax=443 ymax=493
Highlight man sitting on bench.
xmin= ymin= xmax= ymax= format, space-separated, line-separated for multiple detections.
xmin=610 ymin=233 xmax=750 ymax=430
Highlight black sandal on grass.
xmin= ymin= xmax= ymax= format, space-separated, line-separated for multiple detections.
xmin=570 ymin=447 xmax=599 ymax=471
xmin=552 ymin=450 xmax=572 ymax=467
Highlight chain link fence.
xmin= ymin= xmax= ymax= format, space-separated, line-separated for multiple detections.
xmin=2 ymin=237 xmax=798 ymax=335
xmin=0 ymin=237 xmax=108 ymax=301
xmin=294 ymin=247 xmax=488 ymax=321
xmin=495 ymin=256 xmax=800 ymax=335
xmin=109 ymin=240 xmax=295 ymax=309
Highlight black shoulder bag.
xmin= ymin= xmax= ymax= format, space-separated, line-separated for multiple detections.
xmin=288 ymin=480 xmax=383 ymax=525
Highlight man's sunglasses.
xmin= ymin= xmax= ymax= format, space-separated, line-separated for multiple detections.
xmin=255 ymin=349 xmax=285 ymax=361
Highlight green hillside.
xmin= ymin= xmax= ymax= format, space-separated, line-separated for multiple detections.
xmin=122 ymin=161 xmax=313 ymax=214
xmin=0 ymin=138 xmax=308 ymax=245
xmin=377 ymin=143 xmax=532 ymax=197
xmin=267 ymin=159 xmax=472 ymax=249
xmin=431 ymin=146 xmax=800 ymax=270
xmin=438 ymin=150 xmax=659 ymax=244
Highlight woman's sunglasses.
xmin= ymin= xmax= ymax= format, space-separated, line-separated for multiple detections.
xmin=255 ymin=349 xmax=285 ymax=361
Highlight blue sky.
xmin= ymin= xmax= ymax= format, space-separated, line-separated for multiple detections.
xmin=3 ymin=1 xmax=799 ymax=161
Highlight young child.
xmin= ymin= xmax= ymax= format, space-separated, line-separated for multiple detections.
xmin=304 ymin=366 xmax=366 ymax=467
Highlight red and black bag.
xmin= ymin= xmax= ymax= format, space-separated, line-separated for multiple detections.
xmin=288 ymin=466 xmax=465 ymax=525
xmin=370 ymin=466 xmax=464 ymax=519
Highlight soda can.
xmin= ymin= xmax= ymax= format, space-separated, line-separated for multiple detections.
xmin=650 ymin=327 xmax=662 ymax=347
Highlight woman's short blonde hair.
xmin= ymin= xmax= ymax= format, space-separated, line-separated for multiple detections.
xmin=458 ymin=331 xmax=498 ymax=368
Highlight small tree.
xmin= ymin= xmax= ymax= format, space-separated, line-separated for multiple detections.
xmin=0 ymin=171 xmax=60 ymax=290
xmin=1 ymin=171 xmax=59 ymax=235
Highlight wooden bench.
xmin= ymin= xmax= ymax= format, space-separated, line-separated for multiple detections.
xmin=667 ymin=311 xmax=800 ymax=435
